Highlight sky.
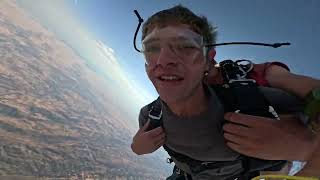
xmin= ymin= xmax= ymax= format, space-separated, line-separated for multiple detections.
xmin=16 ymin=0 xmax=320 ymax=113
xmin=65 ymin=0 xmax=319 ymax=94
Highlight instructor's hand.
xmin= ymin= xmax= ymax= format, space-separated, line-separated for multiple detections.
xmin=223 ymin=112 xmax=316 ymax=161
xmin=131 ymin=120 xmax=166 ymax=155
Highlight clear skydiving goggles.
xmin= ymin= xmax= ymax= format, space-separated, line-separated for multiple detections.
xmin=141 ymin=27 xmax=207 ymax=65
xmin=132 ymin=10 xmax=291 ymax=64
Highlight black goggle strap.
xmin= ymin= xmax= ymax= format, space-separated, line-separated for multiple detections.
xmin=133 ymin=10 xmax=291 ymax=53
xmin=133 ymin=10 xmax=143 ymax=53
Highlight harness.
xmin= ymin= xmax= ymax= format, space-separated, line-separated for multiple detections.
xmin=146 ymin=59 xmax=287 ymax=179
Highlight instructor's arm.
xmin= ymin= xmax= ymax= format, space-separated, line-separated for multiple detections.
xmin=266 ymin=65 xmax=320 ymax=98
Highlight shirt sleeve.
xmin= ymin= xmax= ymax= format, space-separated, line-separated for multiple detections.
xmin=268 ymin=61 xmax=290 ymax=72
xmin=248 ymin=61 xmax=290 ymax=87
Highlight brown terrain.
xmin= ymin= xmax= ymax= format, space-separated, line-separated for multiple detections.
xmin=0 ymin=0 xmax=169 ymax=179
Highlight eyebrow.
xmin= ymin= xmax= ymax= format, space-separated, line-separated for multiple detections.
xmin=143 ymin=36 xmax=195 ymax=44
xmin=142 ymin=37 xmax=160 ymax=45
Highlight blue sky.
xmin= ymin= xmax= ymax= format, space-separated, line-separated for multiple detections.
xmin=65 ymin=0 xmax=319 ymax=95
xmin=17 ymin=0 xmax=320 ymax=105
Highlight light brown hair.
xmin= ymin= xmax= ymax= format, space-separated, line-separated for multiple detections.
xmin=142 ymin=5 xmax=217 ymax=45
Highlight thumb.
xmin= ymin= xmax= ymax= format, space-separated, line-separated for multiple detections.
xmin=138 ymin=119 xmax=150 ymax=133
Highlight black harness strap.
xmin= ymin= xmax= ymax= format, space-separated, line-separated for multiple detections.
xmin=146 ymin=97 xmax=163 ymax=131
xmin=213 ymin=80 xmax=279 ymax=118
xmin=215 ymin=60 xmax=286 ymax=172
xmin=218 ymin=59 xmax=279 ymax=118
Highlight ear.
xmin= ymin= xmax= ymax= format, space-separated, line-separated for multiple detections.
xmin=205 ymin=48 xmax=216 ymax=71
xmin=207 ymin=48 xmax=216 ymax=61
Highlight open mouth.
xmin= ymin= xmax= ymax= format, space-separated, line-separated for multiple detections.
xmin=158 ymin=75 xmax=184 ymax=82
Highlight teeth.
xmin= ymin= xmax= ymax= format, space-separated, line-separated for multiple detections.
xmin=160 ymin=76 xmax=180 ymax=80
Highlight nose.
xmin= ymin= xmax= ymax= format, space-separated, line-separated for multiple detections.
xmin=155 ymin=46 xmax=178 ymax=67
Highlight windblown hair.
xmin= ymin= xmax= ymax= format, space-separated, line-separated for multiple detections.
xmin=142 ymin=5 xmax=217 ymax=45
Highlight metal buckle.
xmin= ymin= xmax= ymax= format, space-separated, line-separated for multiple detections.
xmin=268 ymin=105 xmax=280 ymax=120
xmin=148 ymin=106 xmax=162 ymax=120
xmin=176 ymin=168 xmax=181 ymax=175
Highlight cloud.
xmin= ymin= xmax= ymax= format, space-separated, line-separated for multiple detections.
xmin=96 ymin=40 xmax=118 ymax=67
xmin=94 ymin=40 xmax=154 ymax=105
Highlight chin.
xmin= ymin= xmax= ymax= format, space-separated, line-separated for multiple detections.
xmin=159 ymin=92 xmax=181 ymax=104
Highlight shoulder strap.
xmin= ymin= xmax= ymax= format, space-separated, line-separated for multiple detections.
xmin=216 ymin=59 xmax=279 ymax=119
xmin=146 ymin=97 xmax=163 ymax=131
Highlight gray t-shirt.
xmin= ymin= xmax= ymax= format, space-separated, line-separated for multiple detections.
xmin=138 ymin=86 xmax=304 ymax=177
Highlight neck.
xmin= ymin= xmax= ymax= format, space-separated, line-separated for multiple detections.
xmin=167 ymin=84 xmax=209 ymax=117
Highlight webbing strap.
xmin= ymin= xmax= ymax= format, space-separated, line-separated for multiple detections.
xmin=146 ymin=97 xmax=162 ymax=131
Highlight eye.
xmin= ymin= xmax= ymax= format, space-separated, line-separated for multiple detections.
xmin=174 ymin=43 xmax=199 ymax=55
xmin=182 ymin=45 xmax=196 ymax=49
xmin=143 ymin=43 xmax=161 ymax=53
xmin=175 ymin=42 xmax=198 ymax=50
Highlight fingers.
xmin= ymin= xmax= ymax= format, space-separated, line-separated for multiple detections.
xmin=153 ymin=140 xmax=165 ymax=150
xmin=148 ymin=128 xmax=166 ymax=147
xmin=154 ymin=131 xmax=166 ymax=143
xmin=224 ymin=132 xmax=249 ymax=145
xmin=154 ymin=135 xmax=166 ymax=147
xmin=138 ymin=119 xmax=150 ymax=133
xmin=146 ymin=126 xmax=164 ymax=137
xmin=224 ymin=112 xmax=269 ymax=128
xmin=223 ymin=123 xmax=252 ymax=137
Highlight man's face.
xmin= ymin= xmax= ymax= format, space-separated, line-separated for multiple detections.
xmin=143 ymin=23 xmax=208 ymax=104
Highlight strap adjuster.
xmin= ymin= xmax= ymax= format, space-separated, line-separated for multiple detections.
xmin=148 ymin=106 xmax=162 ymax=120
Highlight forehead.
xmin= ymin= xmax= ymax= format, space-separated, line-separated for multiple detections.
xmin=142 ymin=23 xmax=203 ymax=44
xmin=151 ymin=22 xmax=192 ymax=30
